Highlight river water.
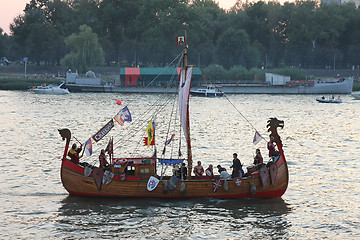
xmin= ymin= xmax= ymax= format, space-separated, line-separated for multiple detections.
xmin=0 ymin=90 xmax=359 ymax=239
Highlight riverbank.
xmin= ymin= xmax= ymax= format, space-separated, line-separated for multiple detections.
xmin=1 ymin=66 xmax=360 ymax=91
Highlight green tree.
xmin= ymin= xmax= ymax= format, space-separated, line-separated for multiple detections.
xmin=202 ymin=64 xmax=227 ymax=82
xmin=99 ymin=0 xmax=141 ymax=64
xmin=61 ymin=25 xmax=105 ymax=73
xmin=337 ymin=3 xmax=360 ymax=67
xmin=216 ymin=27 xmax=260 ymax=69
xmin=0 ymin=29 xmax=9 ymax=58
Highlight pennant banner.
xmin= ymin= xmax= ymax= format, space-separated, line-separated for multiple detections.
xmin=165 ymin=134 xmax=175 ymax=146
xmin=253 ymin=131 xmax=263 ymax=145
xmin=93 ymin=119 xmax=114 ymax=142
xmin=158 ymin=159 xmax=184 ymax=165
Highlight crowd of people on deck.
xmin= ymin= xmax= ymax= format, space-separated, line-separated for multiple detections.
xmin=67 ymin=135 xmax=280 ymax=181
xmin=171 ymin=135 xmax=281 ymax=180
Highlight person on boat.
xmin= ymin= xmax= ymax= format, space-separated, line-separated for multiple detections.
xmin=173 ymin=164 xmax=180 ymax=178
xmin=193 ymin=161 xmax=204 ymax=179
xmin=99 ymin=149 xmax=109 ymax=169
xmin=217 ymin=165 xmax=226 ymax=174
xmin=230 ymin=153 xmax=243 ymax=178
xmin=205 ymin=164 xmax=214 ymax=179
xmin=180 ymin=163 xmax=187 ymax=180
xmin=219 ymin=167 xmax=231 ymax=180
xmin=267 ymin=136 xmax=279 ymax=158
xmin=253 ymin=149 xmax=263 ymax=165
xmin=247 ymin=149 xmax=264 ymax=176
xmin=68 ymin=143 xmax=82 ymax=164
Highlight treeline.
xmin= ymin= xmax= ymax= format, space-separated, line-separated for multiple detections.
xmin=1 ymin=0 xmax=360 ymax=74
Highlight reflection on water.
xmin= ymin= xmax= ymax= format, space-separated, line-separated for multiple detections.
xmin=1 ymin=91 xmax=360 ymax=239
xmin=56 ymin=196 xmax=291 ymax=239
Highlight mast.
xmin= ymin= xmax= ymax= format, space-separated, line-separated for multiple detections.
xmin=178 ymin=33 xmax=193 ymax=178
xmin=183 ymin=43 xmax=193 ymax=178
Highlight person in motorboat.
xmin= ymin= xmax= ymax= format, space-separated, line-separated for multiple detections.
xmin=99 ymin=149 xmax=109 ymax=169
xmin=68 ymin=143 xmax=82 ymax=164
xmin=193 ymin=161 xmax=204 ymax=179
xmin=205 ymin=164 xmax=214 ymax=179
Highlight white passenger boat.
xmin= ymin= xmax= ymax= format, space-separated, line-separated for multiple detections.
xmin=30 ymin=82 xmax=70 ymax=95
xmin=316 ymin=96 xmax=342 ymax=103
xmin=190 ymin=85 xmax=224 ymax=97
xmin=351 ymin=91 xmax=360 ymax=100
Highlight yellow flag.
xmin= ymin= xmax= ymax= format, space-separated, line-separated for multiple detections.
xmin=146 ymin=120 xmax=154 ymax=147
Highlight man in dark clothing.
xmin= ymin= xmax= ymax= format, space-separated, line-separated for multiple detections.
xmin=180 ymin=163 xmax=187 ymax=180
xmin=230 ymin=153 xmax=242 ymax=178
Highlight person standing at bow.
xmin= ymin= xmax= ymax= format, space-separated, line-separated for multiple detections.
xmin=68 ymin=143 xmax=82 ymax=164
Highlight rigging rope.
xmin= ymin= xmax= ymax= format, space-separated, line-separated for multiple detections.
xmin=223 ymin=93 xmax=267 ymax=142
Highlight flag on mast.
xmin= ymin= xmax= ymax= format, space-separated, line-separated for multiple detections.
xmin=165 ymin=134 xmax=175 ymax=145
xmin=114 ymin=106 xmax=132 ymax=126
xmin=253 ymin=131 xmax=263 ymax=145
xmin=84 ymin=138 xmax=93 ymax=157
xmin=176 ymin=36 xmax=186 ymax=46
xmin=105 ymin=137 xmax=113 ymax=155
xmin=146 ymin=119 xmax=155 ymax=147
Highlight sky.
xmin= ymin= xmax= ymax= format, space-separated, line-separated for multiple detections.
xmin=0 ymin=0 xmax=237 ymax=35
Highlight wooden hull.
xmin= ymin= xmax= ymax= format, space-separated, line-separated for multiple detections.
xmin=60 ymin=152 xmax=288 ymax=199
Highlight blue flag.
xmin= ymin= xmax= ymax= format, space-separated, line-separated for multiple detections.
xmin=114 ymin=106 xmax=132 ymax=126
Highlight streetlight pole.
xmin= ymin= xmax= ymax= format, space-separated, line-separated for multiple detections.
xmin=23 ymin=57 xmax=28 ymax=78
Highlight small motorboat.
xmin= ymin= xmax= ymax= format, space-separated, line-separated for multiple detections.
xmin=30 ymin=82 xmax=70 ymax=95
xmin=190 ymin=85 xmax=224 ymax=97
xmin=351 ymin=91 xmax=360 ymax=100
xmin=316 ymin=96 xmax=342 ymax=103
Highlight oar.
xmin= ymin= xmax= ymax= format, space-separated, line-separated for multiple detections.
xmin=73 ymin=136 xmax=86 ymax=157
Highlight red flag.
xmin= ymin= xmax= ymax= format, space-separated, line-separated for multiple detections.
xmin=105 ymin=137 xmax=113 ymax=155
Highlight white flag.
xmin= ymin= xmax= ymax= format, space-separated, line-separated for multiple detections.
xmin=253 ymin=131 xmax=262 ymax=145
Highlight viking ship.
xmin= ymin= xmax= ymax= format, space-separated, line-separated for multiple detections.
xmin=58 ymin=38 xmax=289 ymax=198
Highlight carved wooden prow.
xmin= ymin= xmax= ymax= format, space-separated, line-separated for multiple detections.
xmin=266 ymin=118 xmax=284 ymax=148
xmin=58 ymin=128 xmax=71 ymax=160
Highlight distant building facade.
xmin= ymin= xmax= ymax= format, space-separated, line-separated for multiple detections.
xmin=119 ymin=67 xmax=202 ymax=87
